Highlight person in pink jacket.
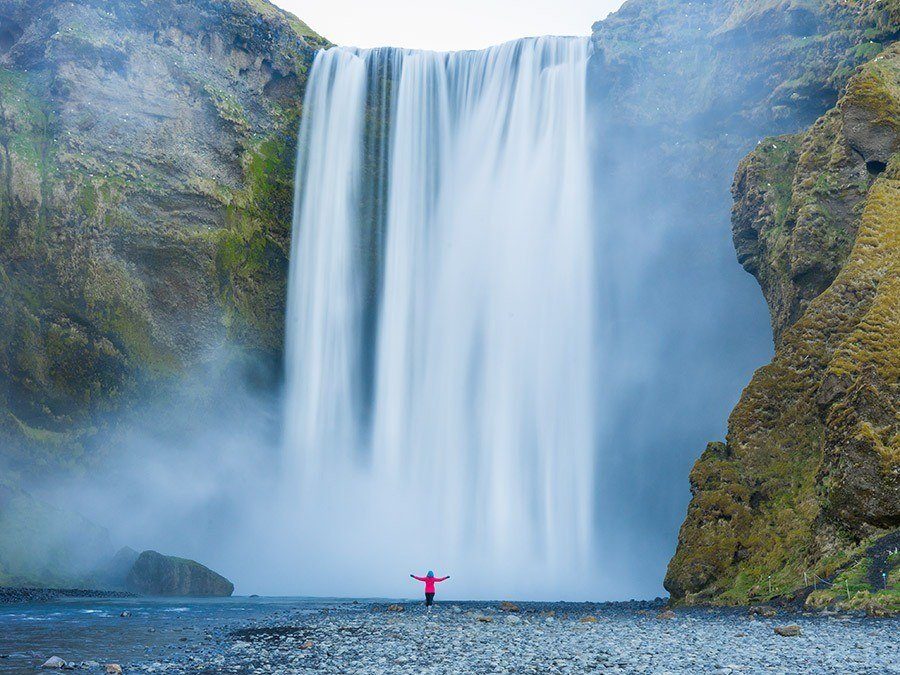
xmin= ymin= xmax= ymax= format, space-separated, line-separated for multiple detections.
xmin=410 ymin=570 xmax=450 ymax=610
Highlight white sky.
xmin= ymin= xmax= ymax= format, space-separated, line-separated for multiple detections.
xmin=273 ymin=0 xmax=625 ymax=51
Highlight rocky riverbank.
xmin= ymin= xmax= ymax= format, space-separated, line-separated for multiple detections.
xmin=0 ymin=587 xmax=136 ymax=604
xmin=180 ymin=603 xmax=899 ymax=674
xmin=7 ymin=599 xmax=894 ymax=674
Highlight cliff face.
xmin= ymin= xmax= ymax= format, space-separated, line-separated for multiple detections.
xmin=586 ymin=0 xmax=899 ymax=588
xmin=665 ymin=41 xmax=899 ymax=608
xmin=0 ymin=0 xmax=325 ymax=472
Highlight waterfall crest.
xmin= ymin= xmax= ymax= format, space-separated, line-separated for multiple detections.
xmin=284 ymin=37 xmax=597 ymax=598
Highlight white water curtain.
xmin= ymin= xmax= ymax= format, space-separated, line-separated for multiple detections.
xmin=283 ymin=37 xmax=596 ymax=599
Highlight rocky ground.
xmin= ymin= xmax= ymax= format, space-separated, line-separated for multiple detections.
xmin=14 ymin=600 xmax=894 ymax=674
xmin=0 ymin=588 xmax=133 ymax=604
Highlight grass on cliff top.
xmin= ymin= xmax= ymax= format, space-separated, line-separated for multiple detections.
xmin=239 ymin=0 xmax=325 ymax=42
xmin=842 ymin=43 xmax=900 ymax=130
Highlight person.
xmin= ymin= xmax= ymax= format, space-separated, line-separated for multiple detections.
xmin=409 ymin=570 xmax=449 ymax=610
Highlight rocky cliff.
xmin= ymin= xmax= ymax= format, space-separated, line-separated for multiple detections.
xmin=665 ymin=38 xmax=899 ymax=610
xmin=0 ymin=0 xmax=325 ymax=475
xmin=587 ymin=0 xmax=899 ymax=588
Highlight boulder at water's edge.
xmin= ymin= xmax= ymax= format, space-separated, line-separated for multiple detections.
xmin=125 ymin=551 xmax=233 ymax=597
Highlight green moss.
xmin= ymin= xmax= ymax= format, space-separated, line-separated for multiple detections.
xmin=213 ymin=109 xmax=298 ymax=350
xmin=754 ymin=135 xmax=802 ymax=229
xmin=242 ymin=0 xmax=322 ymax=40
xmin=853 ymin=41 xmax=884 ymax=62
xmin=205 ymin=85 xmax=251 ymax=135
xmin=842 ymin=44 xmax=900 ymax=131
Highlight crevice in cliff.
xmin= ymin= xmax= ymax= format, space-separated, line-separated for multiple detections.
xmin=866 ymin=159 xmax=887 ymax=176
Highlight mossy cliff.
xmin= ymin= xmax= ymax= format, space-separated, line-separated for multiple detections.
xmin=0 ymin=0 xmax=327 ymax=473
xmin=587 ymin=0 xmax=898 ymax=585
xmin=665 ymin=41 xmax=899 ymax=608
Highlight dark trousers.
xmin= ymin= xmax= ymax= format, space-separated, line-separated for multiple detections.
xmin=425 ymin=593 xmax=435 ymax=606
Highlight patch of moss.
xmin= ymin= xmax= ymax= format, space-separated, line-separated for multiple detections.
xmin=205 ymin=84 xmax=252 ymax=135
xmin=82 ymin=257 xmax=176 ymax=373
xmin=240 ymin=0 xmax=322 ymax=41
xmin=8 ymin=412 xmax=70 ymax=446
xmin=842 ymin=46 xmax=900 ymax=131
xmin=214 ymin=114 xmax=298 ymax=351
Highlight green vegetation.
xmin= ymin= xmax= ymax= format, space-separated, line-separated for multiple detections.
xmin=241 ymin=0 xmax=324 ymax=41
xmin=214 ymin=110 xmax=298 ymax=350
xmin=205 ymin=85 xmax=251 ymax=135
xmin=806 ymin=549 xmax=900 ymax=616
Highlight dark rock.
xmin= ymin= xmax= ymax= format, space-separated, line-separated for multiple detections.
xmin=655 ymin=610 xmax=676 ymax=620
xmin=749 ymin=605 xmax=777 ymax=618
xmin=386 ymin=604 xmax=404 ymax=612
xmin=40 ymin=656 xmax=68 ymax=669
xmin=499 ymin=601 xmax=520 ymax=612
xmin=774 ymin=624 xmax=802 ymax=637
xmin=125 ymin=550 xmax=233 ymax=597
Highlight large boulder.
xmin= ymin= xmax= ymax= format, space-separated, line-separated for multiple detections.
xmin=125 ymin=550 xmax=234 ymax=597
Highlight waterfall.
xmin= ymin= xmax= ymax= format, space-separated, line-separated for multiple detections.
xmin=283 ymin=37 xmax=596 ymax=599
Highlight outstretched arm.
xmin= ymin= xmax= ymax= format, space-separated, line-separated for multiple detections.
xmin=436 ymin=576 xmax=450 ymax=582
xmin=411 ymin=575 xmax=426 ymax=581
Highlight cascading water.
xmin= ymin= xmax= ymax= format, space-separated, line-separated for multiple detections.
xmin=283 ymin=37 xmax=597 ymax=599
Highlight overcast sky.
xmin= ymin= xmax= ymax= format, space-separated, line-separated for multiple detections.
xmin=273 ymin=0 xmax=625 ymax=51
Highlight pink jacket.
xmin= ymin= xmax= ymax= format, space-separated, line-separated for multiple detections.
xmin=412 ymin=574 xmax=449 ymax=593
